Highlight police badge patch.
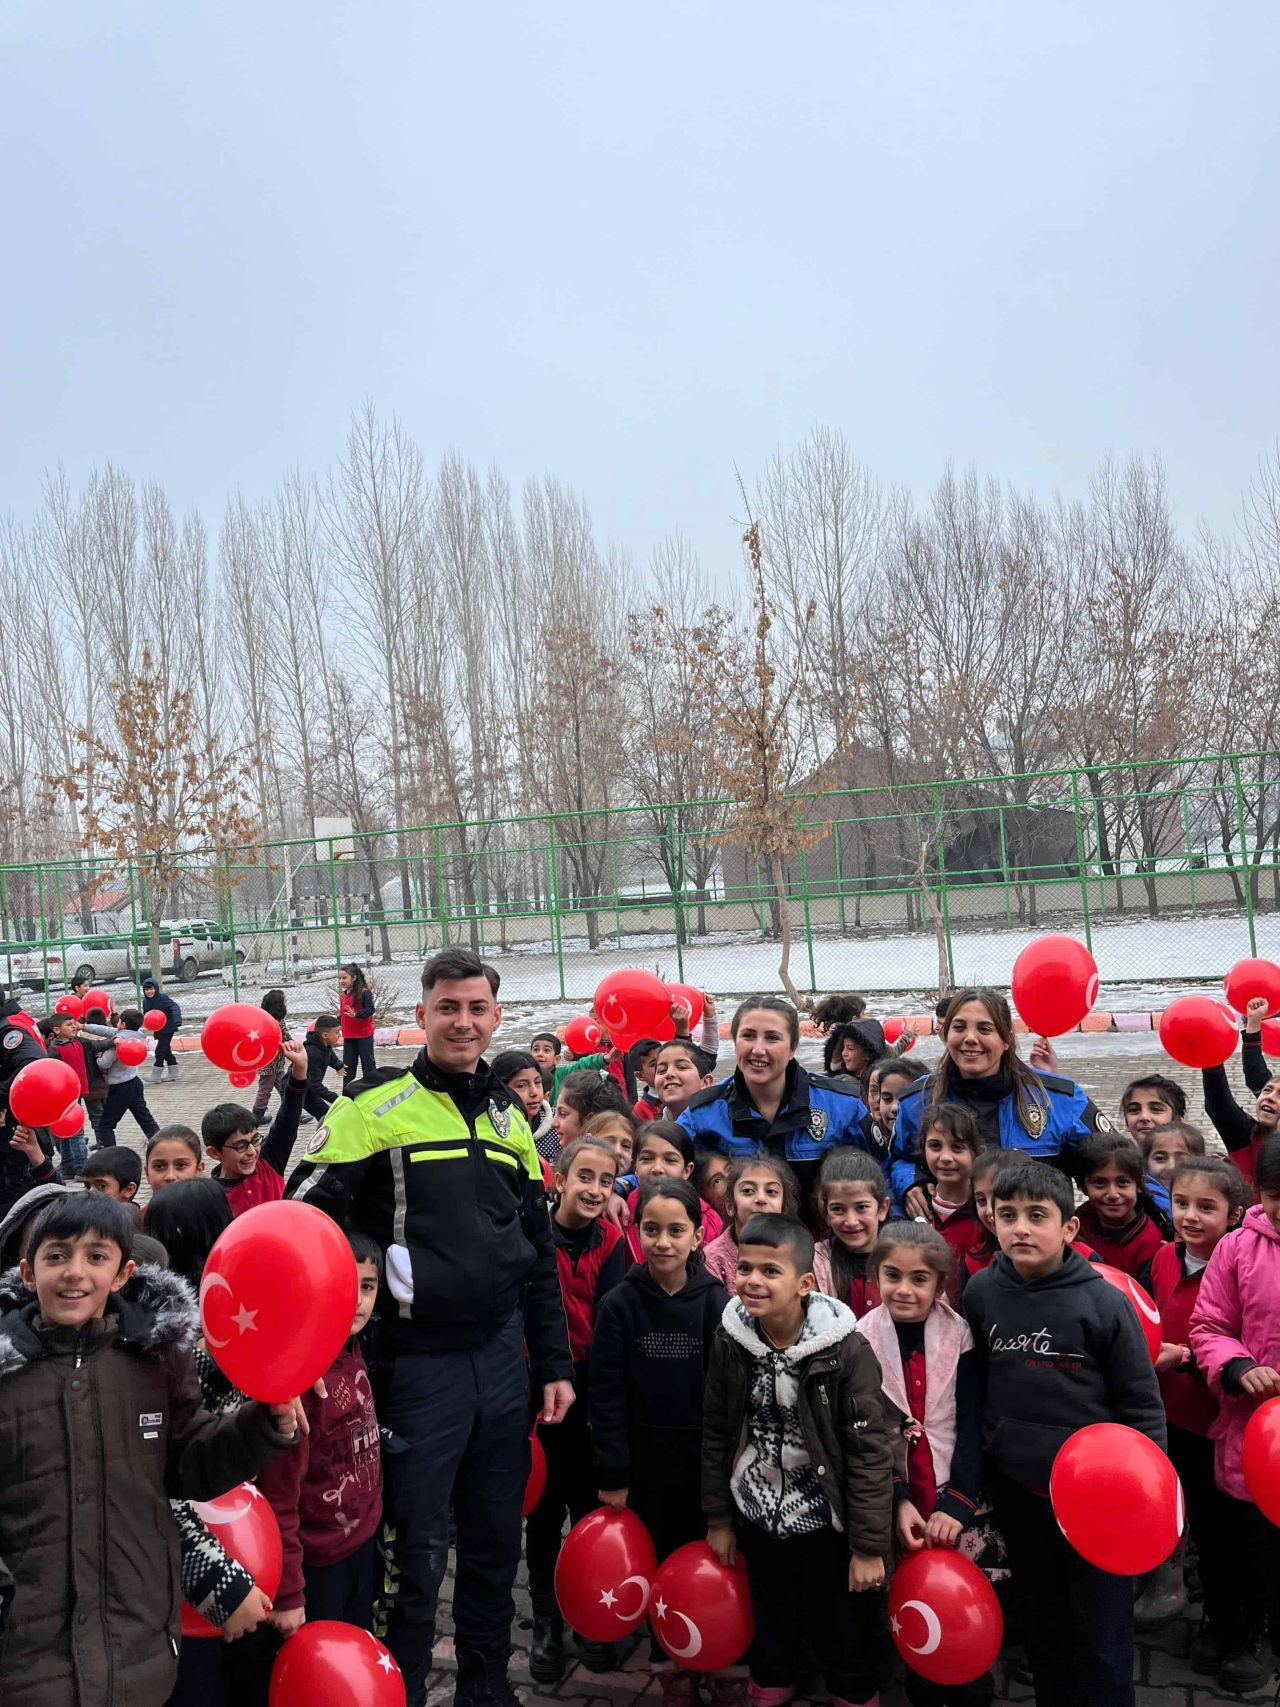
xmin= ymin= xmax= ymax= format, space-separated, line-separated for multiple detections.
xmin=2 ymin=1030 xmax=23 ymax=1051
xmin=1094 ymin=1111 xmax=1114 ymax=1133
xmin=808 ymin=1108 xmax=828 ymax=1141
xmin=307 ymin=1124 xmax=330 ymax=1154
xmin=489 ymin=1103 xmax=511 ymax=1139
xmin=1025 ymin=1102 xmax=1046 ymax=1137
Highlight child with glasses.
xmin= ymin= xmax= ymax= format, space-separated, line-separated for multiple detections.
xmin=202 ymin=1038 xmax=309 ymax=1216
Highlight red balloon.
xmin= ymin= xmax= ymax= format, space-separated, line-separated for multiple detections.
xmin=564 ymin=1015 xmax=603 ymax=1056
xmin=181 ymin=1483 xmax=283 ymax=1638
xmin=1092 ymin=1264 xmax=1163 ymax=1362
xmin=651 ymin=1541 xmax=754 ymax=1671
xmin=1051 ymin=1423 xmax=1183 ymax=1574
xmin=1159 ymin=996 xmax=1238 ymax=1069
xmin=9 ymin=1058 xmax=82 ymax=1127
xmin=888 ymin=1547 xmax=1003 ymax=1687
xmin=141 ymin=1008 xmax=167 ymax=1033
xmin=882 ymin=1016 xmax=905 ymax=1044
xmin=83 ymin=989 xmax=111 ymax=1017
xmin=53 ymin=994 xmax=84 ymax=1019
xmin=523 ymin=1429 xmax=548 ymax=1516
xmin=1010 ymin=936 xmax=1099 ymax=1036
xmin=50 ymin=1103 xmax=84 ymax=1139
xmin=115 ymin=1035 xmax=148 ymax=1067
xmin=269 ymin=1621 xmax=404 ymax=1706
xmin=1243 ymin=1396 xmax=1280 ymax=1526
xmin=202 ymin=1002 xmax=284 ymax=1074
xmin=667 ymin=983 xmax=705 ymax=1033
xmin=555 ymin=1506 xmax=659 ymax=1642
xmin=592 ymin=969 xmax=674 ymax=1051
xmin=1262 ymin=1018 xmax=1280 ymax=1057
xmin=228 ymin=1070 xmax=256 ymax=1088
xmin=1224 ymin=958 xmax=1280 ymax=1019
xmin=199 ymin=1201 xmax=358 ymax=1403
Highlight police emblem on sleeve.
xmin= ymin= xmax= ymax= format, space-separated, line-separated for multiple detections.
xmin=307 ymin=1124 xmax=331 ymax=1154
xmin=2 ymin=1030 xmax=23 ymax=1051
xmin=808 ymin=1108 xmax=828 ymax=1140
xmin=1095 ymin=1111 xmax=1114 ymax=1133
xmin=489 ymin=1102 xmax=511 ymax=1139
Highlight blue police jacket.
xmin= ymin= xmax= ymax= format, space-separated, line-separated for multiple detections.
xmin=679 ymin=1063 xmax=870 ymax=1185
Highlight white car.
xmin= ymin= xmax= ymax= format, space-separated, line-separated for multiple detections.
xmin=14 ymin=938 xmax=135 ymax=990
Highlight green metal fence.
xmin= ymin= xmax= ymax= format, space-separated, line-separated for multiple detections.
xmin=3 ymin=750 xmax=1279 ymax=1018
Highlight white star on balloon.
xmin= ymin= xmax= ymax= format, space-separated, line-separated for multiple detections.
xmin=232 ymin=1304 xmax=258 ymax=1334
xmin=599 ymin=1588 xmax=617 ymax=1607
xmin=890 ymin=1615 xmax=902 ymax=1637
xmin=243 ymin=1483 xmax=263 ymax=1500
xmin=654 ymin=1596 xmax=668 ymax=1619
xmin=376 ymin=1652 xmax=394 ymax=1674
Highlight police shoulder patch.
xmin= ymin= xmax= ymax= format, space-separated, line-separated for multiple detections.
xmin=1094 ymin=1110 xmax=1114 ymax=1134
xmin=2 ymin=1030 xmax=23 ymax=1051
xmin=307 ymin=1124 xmax=331 ymax=1155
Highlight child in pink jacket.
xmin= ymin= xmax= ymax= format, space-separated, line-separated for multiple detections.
xmin=1189 ymin=1134 xmax=1280 ymax=1693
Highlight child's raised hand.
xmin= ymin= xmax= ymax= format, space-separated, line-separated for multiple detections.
xmin=266 ymin=1605 xmax=306 ymax=1639
xmin=1241 ymin=1365 xmax=1280 ymax=1399
xmin=702 ymin=992 xmax=716 ymax=1017
xmin=1029 ymin=1035 xmax=1060 ymax=1073
xmin=669 ymin=1000 xmax=691 ymax=1029
xmin=923 ymin=1511 xmax=963 ymax=1549
xmin=848 ymin=1553 xmax=885 ymax=1593
xmin=597 ymin=1487 xmax=628 ymax=1508
xmin=10 ymin=1125 xmax=44 ymax=1166
xmin=222 ymin=1584 xmax=273 ymax=1642
xmin=1246 ymin=996 xmax=1270 ymax=1034
xmin=707 ymin=1523 xmax=737 ymax=1567
xmin=896 ymin=1501 xmax=927 ymax=1553
xmin=280 ymin=1038 xmax=307 ymax=1078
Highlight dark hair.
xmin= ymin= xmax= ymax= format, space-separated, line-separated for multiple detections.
xmin=1121 ymin=1073 xmax=1188 ymax=1123
xmin=1077 ymin=1131 xmax=1145 ymax=1188
xmin=970 ymin=1146 xmax=1005 ymax=1185
xmin=261 ymin=989 xmax=288 ymax=1023
xmin=556 ymin=1135 xmax=619 ymax=1174
xmin=636 ymin=1177 xmax=703 ymax=1229
xmin=992 ymin=1156 xmax=1076 ymax=1221
xmin=1141 ymin=1120 xmax=1206 ymax=1164
xmin=81 ymin=1146 xmax=142 ymax=1192
xmin=314 ymin=1013 xmax=341 ymax=1035
xmin=421 ymin=949 xmax=499 ymax=996
xmin=693 ymin=1147 xmax=731 ymax=1199
xmin=1254 ymin=1133 xmax=1280 ymax=1195
xmin=26 ymin=1193 xmax=135 ymax=1266
xmin=201 ymin=1102 xmax=257 ymax=1149
xmin=731 ymin=996 xmax=800 ymax=1050
xmin=870 ymin=1219 xmax=952 ymax=1287
xmin=1169 ymin=1156 xmax=1252 ymax=1220
xmin=823 ymin=1022 xmax=865 ymax=1078
xmin=656 ymin=1035 xmax=717 ymax=1079
xmin=811 ymin=993 xmax=866 ymax=1031
xmin=583 ymin=1110 xmax=637 ymax=1146
xmin=347 ymin=1229 xmax=384 ymax=1279
xmin=876 ymin=1055 xmax=927 ymax=1089
xmin=531 ymin=1031 xmax=562 ymax=1056
xmin=737 ymin=1211 xmax=815 ymax=1275
xmin=557 ymin=1069 xmax=630 ymax=1121
xmin=817 ymin=1146 xmax=888 ymax=1205
xmin=934 ymin=988 xmax=1047 ymax=1137
xmin=636 ymin=1120 xmax=695 ymax=1167
xmin=45 ymin=1012 xmax=74 ymax=1033
xmin=119 ymin=1007 xmax=143 ymax=1030
xmin=724 ymin=1154 xmax=801 ymax=1227
xmin=147 ymin=1124 xmax=202 ymax=1162
xmin=934 ymin=996 xmax=952 ymax=1021
xmin=145 ymin=1179 xmax=232 ymax=1287
xmin=491 ymin=1049 xmax=540 ymax=1085
xmin=341 ymin=963 xmax=369 ymax=998
xmin=83 ymin=1006 xmax=108 ymax=1025
xmin=919 ymin=1103 xmax=981 ymax=1163
xmin=627 ymin=1038 xmax=661 ymax=1069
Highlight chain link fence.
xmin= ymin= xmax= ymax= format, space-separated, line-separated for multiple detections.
xmin=2 ymin=751 xmax=1278 ymax=1024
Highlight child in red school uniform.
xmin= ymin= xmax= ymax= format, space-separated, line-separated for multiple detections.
xmin=526 ymin=1136 xmax=628 ymax=1684
xmin=202 ymin=1039 xmax=308 ymax=1215
xmin=622 ymin=1122 xmax=723 ymax=1264
xmin=1074 ymin=1130 xmax=1171 ymax=1280
xmin=812 ymin=1148 xmax=891 ymax=1318
xmin=918 ymin=1107 xmax=986 ymax=1305
xmin=1149 ymin=1157 xmax=1250 ymax=1683
xmin=701 ymin=1155 xmax=801 ymax=1295
xmin=338 ymin=962 xmax=376 ymax=1082
xmin=258 ymin=1231 xmax=384 ymax=1635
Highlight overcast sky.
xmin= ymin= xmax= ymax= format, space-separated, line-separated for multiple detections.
xmin=2 ymin=1 xmax=1277 ymax=581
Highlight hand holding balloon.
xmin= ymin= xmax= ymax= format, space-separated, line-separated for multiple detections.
xmin=223 ymin=1585 xmax=274 ymax=1643
xmin=923 ymin=1512 xmax=963 ymax=1548
xmin=541 ymin=1380 xmax=574 ymax=1425
xmin=598 ymin=1487 xmax=629 ymax=1508
xmin=268 ymin=1399 xmax=302 ymax=1440
xmin=706 ymin=1522 xmax=737 ymax=1567
xmin=1246 ymin=996 xmax=1270 ymax=1032
xmin=10 ymin=1124 xmax=45 ymax=1166
xmin=896 ymin=1502 xmax=927 ymax=1552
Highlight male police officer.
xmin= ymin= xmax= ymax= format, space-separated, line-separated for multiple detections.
xmin=290 ymin=949 xmax=572 ymax=1706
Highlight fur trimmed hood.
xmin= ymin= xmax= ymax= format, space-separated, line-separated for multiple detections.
xmin=0 ymin=1262 xmax=198 ymax=1381
xmin=721 ymin=1289 xmax=858 ymax=1361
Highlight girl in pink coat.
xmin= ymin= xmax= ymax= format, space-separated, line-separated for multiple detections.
xmin=1189 ymin=1134 xmax=1280 ymax=1691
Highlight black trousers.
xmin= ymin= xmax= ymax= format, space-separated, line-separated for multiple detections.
xmin=154 ymin=1026 xmax=178 ymax=1068
xmin=304 ymin=1534 xmax=378 ymax=1630
xmin=736 ymin=1523 xmax=883 ymax=1705
xmin=525 ymin=1395 xmax=598 ymax=1619
xmin=167 ymin=1624 xmax=280 ymax=1707
xmin=303 ymin=1083 xmax=337 ymax=1123
xmin=344 ymin=1036 xmax=376 ymax=1082
xmin=99 ymin=1077 xmax=159 ymax=1143
xmin=992 ymin=1473 xmax=1134 ymax=1707
xmin=1219 ymin=1490 xmax=1280 ymax=1647
xmin=380 ymin=1312 xmax=530 ymax=1696
xmin=1165 ymin=1424 xmax=1240 ymax=1637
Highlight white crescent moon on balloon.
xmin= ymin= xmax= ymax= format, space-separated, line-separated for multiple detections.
xmin=614 ymin=1575 xmax=650 ymax=1622
xmin=230 ymin=1036 xmax=267 ymax=1069
xmin=662 ymin=1610 xmax=703 ymax=1661
xmin=194 ymin=1486 xmax=255 ymax=1525
xmin=1127 ymin=1285 xmax=1162 ymax=1326
xmin=900 ymin=1599 xmax=943 ymax=1656
xmin=1175 ymin=1481 xmax=1185 ymax=1537
xmin=200 ymin=1271 xmax=234 ymax=1348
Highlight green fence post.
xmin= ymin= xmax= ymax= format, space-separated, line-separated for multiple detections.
xmin=667 ymin=807 xmax=686 ymax=980
xmin=798 ymin=844 xmax=818 ymax=993
xmin=834 ymin=821 xmax=847 ymax=934
xmin=224 ymin=849 xmax=241 ymax=999
xmin=997 ymin=806 xmax=1012 ymax=924
xmin=278 ymin=847 xmax=290 ymax=990
xmin=432 ymin=827 xmax=450 ymax=949
xmin=611 ymin=839 xmax=621 ymax=946
xmin=1232 ymin=755 xmax=1258 ymax=956
xmin=1181 ymin=793 xmax=1198 ymax=916
xmin=548 ymin=818 xmax=566 ymax=1000
xmin=1070 ymin=772 xmax=1093 ymax=953
xmin=933 ymin=787 xmax=955 ymax=987
xmin=328 ymin=840 xmax=343 ymax=978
